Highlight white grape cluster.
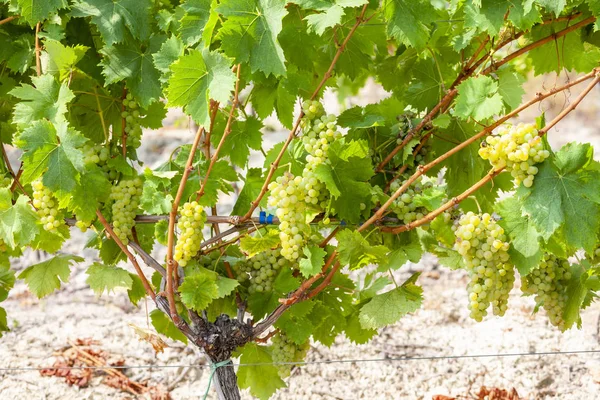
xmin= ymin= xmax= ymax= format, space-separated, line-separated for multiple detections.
xmin=174 ymin=201 xmax=206 ymax=267
xmin=454 ymin=212 xmax=514 ymax=321
xmin=271 ymin=332 xmax=309 ymax=379
xmin=121 ymin=93 xmax=143 ymax=149
xmin=82 ymin=143 xmax=117 ymax=181
xmin=521 ymin=254 xmax=571 ymax=330
xmin=32 ymin=179 xmax=66 ymax=233
xmin=478 ymin=123 xmax=550 ymax=187
xmin=109 ymin=177 xmax=143 ymax=245
xmin=233 ymin=248 xmax=293 ymax=293
xmin=267 ymin=100 xmax=342 ymax=261
xmin=389 ymin=176 xmax=434 ymax=224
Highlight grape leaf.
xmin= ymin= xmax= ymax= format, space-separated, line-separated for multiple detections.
xmin=405 ymin=58 xmax=444 ymax=111
xmin=345 ymin=310 xmax=377 ymax=344
xmin=9 ymin=74 xmax=74 ymax=128
xmin=454 ymin=76 xmax=504 ymax=121
xmin=179 ymin=0 xmax=212 ymax=46
xmin=71 ymin=0 xmax=152 ymax=46
xmin=18 ymin=254 xmax=84 ymax=298
xmin=85 ymin=263 xmax=133 ymax=296
xmin=42 ymin=39 xmax=89 ymax=82
xmin=520 ymin=143 xmax=600 ymax=253
xmin=150 ymin=309 xmax=188 ymax=344
xmin=298 ymin=245 xmax=326 ymax=278
xmin=127 ymin=274 xmax=147 ymax=306
xmin=16 ymin=121 xmax=86 ymax=194
xmin=384 ymin=0 xmax=436 ymax=49
xmin=153 ymin=35 xmax=184 ymax=81
xmin=359 ymin=273 xmax=422 ymax=329
xmin=0 ymin=264 xmax=16 ymax=303
xmin=337 ymin=230 xmax=388 ymax=269
xmin=497 ymin=68 xmax=525 ymax=111
xmin=0 ymin=189 xmax=39 ymax=249
xmin=179 ymin=271 xmax=219 ymax=312
xmin=535 ymin=0 xmax=566 ymax=17
xmin=313 ymin=139 xmax=374 ymax=223
xmin=216 ymin=0 xmax=288 ymax=76
xmin=166 ymin=48 xmax=236 ymax=128
xmin=16 ymin=0 xmax=67 ymax=26
xmin=232 ymin=168 xmax=263 ymax=216
xmin=210 ymin=117 xmax=263 ymax=167
xmin=507 ymin=0 xmax=541 ymax=31
xmin=274 ymin=301 xmax=315 ymax=344
xmin=240 ymin=230 xmax=281 ymax=257
xmin=292 ymin=0 xmax=368 ymax=36
xmin=216 ymin=276 xmax=239 ymax=298
xmin=563 ymin=264 xmax=589 ymax=330
xmin=496 ymin=196 xmax=540 ymax=258
xmin=237 ymin=343 xmax=285 ymax=400
xmin=100 ymin=35 xmax=163 ymax=108
xmin=247 ymin=268 xmax=300 ymax=319
xmin=0 ymin=307 xmax=7 ymax=337
xmin=68 ymin=168 xmax=112 ymax=222
xmin=378 ymin=242 xmax=422 ymax=272
xmin=464 ymin=0 xmax=508 ymax=36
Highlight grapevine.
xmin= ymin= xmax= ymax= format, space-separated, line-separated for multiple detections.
xmin=454 ymin=212 xmax=515 ymax=321
xmin=31 ymin=179 xmax=66 ymax=233
xmin=521 ymin=254 xmax=572 ymax=331
xmin=173 ymin=201 xmax=207 ymax=267
xmin=109 ymin=177 xmax=143 ymax=246
xmin=478 ymin=123 xmax=550 ymax=187
xmin=270 ymin=332 xmax=310 ymax=379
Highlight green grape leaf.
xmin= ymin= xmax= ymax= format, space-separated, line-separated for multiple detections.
xmin=520 ymin=143 xmax=600 ymax=253
xmin=535 ymin=0 xmax=566 ymax=17
xmin=563 ymin=265 xmax=589 ymax=330
xmin=16 ymin=121 xmax=86 ymax=194
xmin=247 ymin=268 xmax=301 ymax=319
xmin=337 ymin=230 xmax=389 ymax=269
xmin=507 ymin=0 xmax=541 ymax=31
xmin=18 ymin=254 xmax=84 ymax=298
xmin=232 ymin=168 xmax=263 ymax=216
xmin=68 ymin=168 xmax=112 ymax=222
xmin=216 ymin=0 xmax=288 ymax=76
xmin=166 ymin=49 xmax=236 ymax=128
xmin=527 ymin=21 xmax=600 ymax=75
xmin=0 ymin=307 xmax=7 ymax=337
xmin=378 ymin=242 xmax=422 ymax=272
xmin=464 ymin=0 xmax=508 ymax=36
xmin=140 ymin=168 xmax=175 ymax=215
xmin=0 ymin=264 xmax=16 ymax=303
xmin=496 ymin=196 xmax=540 ymax=258
xmin=179 ymin=0 xmax=212 ymax=46
xmin=298 ymin=245 xmax=327 ymax=278
xmin=314 ymin=139 xmax=374 ymax=223
xmin=100 ymin=36 xmax=163 ymax=108
xmin=292 ymin=0 xmax=368 ymax=36
xmin=359 ymin=272 xmax=422 ymax=329
xmin=43 ymin=39 xmax=89 ymax=82
xmin=509 ymin=246 xmax=542 ymax=277
xmin=0 ymin=190 xmax=39 ymax=248
xmin=240 ymin=230 xmax=281 ymax=257
xmin=345 ymin=309 xmax=377 ymax=344
xmin=127 ymin=274 xmax=147 ymax=306
xmin=71 ymin=0 xmax=152 ymax=46
xmin=150 ymin=309 xmax=188 ymax=344
xmin=405 ymin=58 xmax=444 ymax=111
xmin=179 ymin=271 xmax=219 ymax=312
xmin=384 ymin=0 xmax=436 ymax=49
xmin=497 ymin=68 xmax=525 ymax=111
xmin=210 ymin=117 xmax=263 ymax=167
xmin=454 ymin=75 xmax=504 ymax=121
xmin=153 ymin=35 xmax=184 ymax=81
xmin=237 ymin=343 xmax=286 ymax=400
xmin=85 ymin=263 xmax=133 ymax=296
xmin=274 ymin=301 xmax=315 ymax=344
xmin=16 ymin=0 xmax=67 ymax=26
xmin=216 ymin=276 xmax=239 ymax=299
xmin=9 ymin=74 xmax=74 ymax=128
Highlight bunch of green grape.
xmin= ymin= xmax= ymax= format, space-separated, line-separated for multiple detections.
xmin=521 ymin=254 xmax=571 ymax=330
xmin=268 ymin=173 xmax=310 ymax=261
xmin=82 ymin=143 xmax=117 ymax=181
xmin=1 ymin=175 xmax=11 ymax=188
xmin=109 ymin=177 xmax=143 ymax=245
xmin=233 ymin=248 xmax=293 ymax=293
xmin=454 ymin=212 xmax=515 ymax=321
xmin=270 ymin=332 xmax=310 ymax=379
xmin=478 ymin=123 xmax=550 ymax=187
xmin=121 ymin=93 xmax=143 ymax=149
xmin=32 ymin=179 xmax=66 ymax=233
xmin=174 ymin=201 xmax=206 ymax=267
xmin=389 ymin=175 xmax=434 ymax=224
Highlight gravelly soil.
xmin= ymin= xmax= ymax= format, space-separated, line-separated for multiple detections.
xmin=2 ymin=75 xmax=600 ymax=400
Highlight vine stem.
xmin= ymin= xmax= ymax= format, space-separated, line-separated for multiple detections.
xmin=96 ymin=210 xmax=155 ymax=300
xmin=197 ymin=64 xmax=242 ymax=200
xmin=0 ymin=15 xmax=18 ymax=25
xmin=35 ymin=22 xmax=41 ymax=77
xmin=252 ymin=68 xmax=599 ymax=338
xmin=241 ymin=4 xmax=370 ymax=222
xmin=1 ymin=142 xmax=26 ymax=195
xmin=166 ymin=126 xmax=205 ymax=324
xmin=376 ymin=15 xmax=597 ymax=172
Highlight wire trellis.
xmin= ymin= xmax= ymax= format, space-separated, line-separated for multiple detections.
xmin=1 ymin=349 xmax=599 ymax=372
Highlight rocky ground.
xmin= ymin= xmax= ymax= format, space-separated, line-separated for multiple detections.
xmin=1 ymin=74 xmax=600 ymax=400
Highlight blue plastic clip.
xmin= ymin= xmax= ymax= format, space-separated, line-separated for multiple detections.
xmin=266 ymin=214 xmax=274 ymax=224
xmin=259 ymin=211 xmax=266 ymax=224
